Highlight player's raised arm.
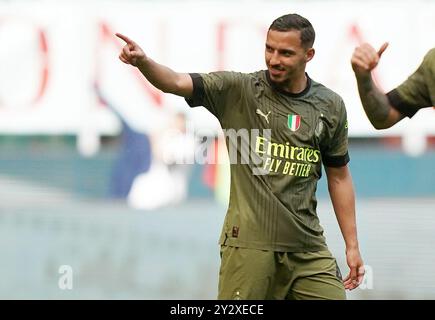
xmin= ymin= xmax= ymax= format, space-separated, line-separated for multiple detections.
xmin=116 ymin=33 xmax=193 ymax=98
xmin=351 ymin=42 xmax=405 ymax=129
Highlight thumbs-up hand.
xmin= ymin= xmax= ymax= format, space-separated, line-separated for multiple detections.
xmin=351 ymin=42 xmax=389 ymax=75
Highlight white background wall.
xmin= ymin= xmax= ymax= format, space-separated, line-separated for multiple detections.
xmin=0 ymin=1 xmax=434 ymax=142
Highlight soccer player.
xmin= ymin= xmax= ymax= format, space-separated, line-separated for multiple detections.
xmin=351 ymin=43 xmax=435 ymax=129
xmin=117 ymin=13 xmax=364 ymax=299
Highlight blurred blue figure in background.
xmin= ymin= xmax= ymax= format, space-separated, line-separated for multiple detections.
xmin=109 ymin=117 xmax=152 ymax=198
xmin=94 ymin=82 xmax=152 ymax=199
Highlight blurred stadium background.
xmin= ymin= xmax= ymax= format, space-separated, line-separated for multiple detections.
xmin=0 ymin=0 xmax=434 ymax=299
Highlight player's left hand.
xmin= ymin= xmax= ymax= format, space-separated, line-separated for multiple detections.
xmin=343 ymin=247 xmax=365 ymax=290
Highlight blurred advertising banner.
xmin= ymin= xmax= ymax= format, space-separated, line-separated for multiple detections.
xmin=0 ymin=1 xmax=434 ymax=142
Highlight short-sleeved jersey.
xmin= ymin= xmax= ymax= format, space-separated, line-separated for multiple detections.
xmin=186 ymin=70 xmax=349 ymax=252
xmin=387 ymin=48 xmax=435 ymax=118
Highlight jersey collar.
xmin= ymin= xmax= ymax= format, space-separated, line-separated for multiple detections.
xmin=265 ymin=70 xmax=312 ymax=98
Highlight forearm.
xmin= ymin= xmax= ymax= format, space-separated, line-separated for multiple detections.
xmin=328 ymin=172 xmax=359 ymax=250
xmin=326 ymin=164 xmax=364 ymax=288
xmin=355 ymin=73 xmax=392 ymax=129
xmin=137 ymin=57 xmax=190 ymax=97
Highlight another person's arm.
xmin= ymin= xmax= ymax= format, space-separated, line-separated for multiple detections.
xmin=351 ymin=42 xmax=405 ymax=129
xmin=325 ymin=165 xmax=364 ymax=290
xmin=116 ymin=33 xmax=193 ymax=98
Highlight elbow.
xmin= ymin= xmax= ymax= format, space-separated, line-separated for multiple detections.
xmin=160 ymin=87 xmax=172 ymax=94
xmin=159 ymin=76 xmax=183 ymax=95
xmin=161 ymin=78 xmax=183 ymax=95
xmin=372 ymin=121 xmax=391 ymax=130
xmin=369 ymin=117 xmax=394 ymax=130
xmin=161 ymin=84 xmax=180 ymax=95
xmin=327 ymin=175 xmax=341 ymax=193
xmin=327 ymin=180 xmax=338 ymax=192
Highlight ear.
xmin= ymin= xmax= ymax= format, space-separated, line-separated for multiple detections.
xmin=306 ymin=48 xmax=315 ymax=62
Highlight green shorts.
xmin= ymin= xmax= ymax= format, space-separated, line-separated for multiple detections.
xmin=218 ymin=245 xmax=345 ymax=300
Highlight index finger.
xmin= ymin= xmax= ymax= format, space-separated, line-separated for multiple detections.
xmin=350 ymin=266 xmax=358 ymax=284
xmin=115 ymin=33 xmax=135 ymax=45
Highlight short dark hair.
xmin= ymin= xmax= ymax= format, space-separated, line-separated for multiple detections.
xmin=269 ymin=14 xmax=315 ymax=48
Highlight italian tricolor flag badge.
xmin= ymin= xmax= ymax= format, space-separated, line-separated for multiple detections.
xmin=288 ymin=114 xmax=301 ymax=132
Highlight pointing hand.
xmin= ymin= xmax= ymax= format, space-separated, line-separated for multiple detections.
xmin=116 ymin=33 xmax=146 ymax=67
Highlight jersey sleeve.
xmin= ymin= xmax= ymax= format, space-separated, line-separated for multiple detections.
xmin=322 ymin=98 xmax=350 ymax=168
xmin=386 ymin=49 xmax=435 ymax=118
xmin=185 ymin=71 xmax=243 ymax=120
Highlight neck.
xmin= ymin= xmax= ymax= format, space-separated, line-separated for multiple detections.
xmin=280 ymin=73 xmax=307 ymax=94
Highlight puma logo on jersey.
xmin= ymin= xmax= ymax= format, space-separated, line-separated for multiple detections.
xmin=256 ymin=109 xmax=271 ymax=124
xmin=315 ymin=113 xmax=324 ymax=137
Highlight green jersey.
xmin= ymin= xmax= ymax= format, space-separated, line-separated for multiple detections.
xmin=387 ymin=48 xmax=435 ymax=117
xmin=186 ymin=70 xmax=349 ymax=252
